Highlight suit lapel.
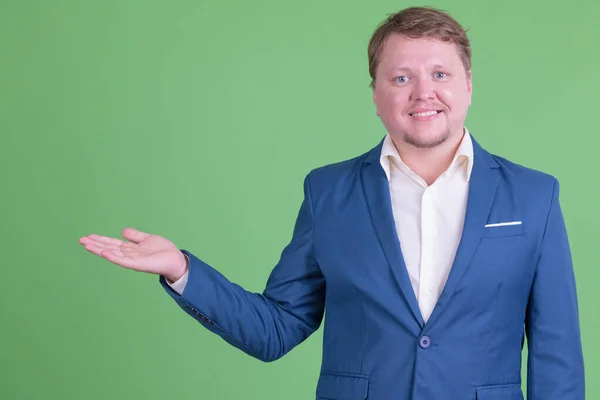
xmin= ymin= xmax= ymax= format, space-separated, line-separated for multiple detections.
xmin=425 ymin=136 xmax=500 ymax=327
xmin=360 ymin=135 xmax=499 ymax=329
xmin=361 ymin=141 xmax=424 ymax=328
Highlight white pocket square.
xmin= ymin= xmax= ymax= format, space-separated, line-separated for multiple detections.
xmin=485 ymin=221 xmax=522 ymax=228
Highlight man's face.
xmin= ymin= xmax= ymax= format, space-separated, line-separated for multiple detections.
xmin=372 ymin=34 xmax=472 ymax=149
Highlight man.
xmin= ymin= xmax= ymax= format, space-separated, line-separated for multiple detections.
xmin=79 ymin=6 xmax=585 ymax=399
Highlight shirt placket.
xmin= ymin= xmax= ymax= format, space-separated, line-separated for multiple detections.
xmin=419 ymin=186 xmax=436 ymax=323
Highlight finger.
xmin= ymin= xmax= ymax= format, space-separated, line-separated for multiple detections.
xmin=81 ymin=242 xmax=109 ymax=257
xmin=87 ymin=235 xmax=125 ymax=246
xmin=81 ymin=240 xmax=130 ymax=258
xmin=79 ymin=236 xmax=123 ymax=251
xmin=122 ymin=228 xmax=151 ymax=244
xmin=79 ymin=236 xmax=95 ymax=245
xmin=80 ymin=237 xmax=123 ymax=252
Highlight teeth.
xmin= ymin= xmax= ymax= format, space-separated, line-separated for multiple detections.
xmin=411 ymin=111 xmax=439 ymax=117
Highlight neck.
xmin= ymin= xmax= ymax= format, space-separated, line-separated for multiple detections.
xmin=392 ymin=129 xmax=465 ymax=186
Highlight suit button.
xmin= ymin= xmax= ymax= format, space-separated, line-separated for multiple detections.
xmin=186 ymin=306 xmax=202 ymax=317
xmin=198 ymin=315 xmax=212 ymax=324
xmin=419 ymin=336 xmax=432 ymax=349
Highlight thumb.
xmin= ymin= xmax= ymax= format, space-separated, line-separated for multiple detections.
xmin=122 ymin=227 xmax=151 ymax=244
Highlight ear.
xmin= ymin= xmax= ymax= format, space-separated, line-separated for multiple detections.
xmin=466 ymin=70 xmax=473 ymax=106
xmin=372 ymin=85 xmax=380 ymax=116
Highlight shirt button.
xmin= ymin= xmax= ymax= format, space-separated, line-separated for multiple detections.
xmin=425 ymin=289 xmax=432 ymax=296
xmin=419 ymin=336 xmax=432 ymax=349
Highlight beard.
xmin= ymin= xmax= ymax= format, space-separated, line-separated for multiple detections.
xmin=402 ymin=127 xmax=452 ymax=149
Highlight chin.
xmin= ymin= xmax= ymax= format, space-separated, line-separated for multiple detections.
xmin=403 ymin=130 xmax=450 ymax=149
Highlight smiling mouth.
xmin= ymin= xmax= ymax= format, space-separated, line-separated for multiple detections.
xmin=409 ymin=110 xmax=443 ymax=117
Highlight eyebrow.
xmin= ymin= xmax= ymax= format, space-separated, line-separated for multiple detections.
xmin=392 ymin=63 xmax=449 ymax=72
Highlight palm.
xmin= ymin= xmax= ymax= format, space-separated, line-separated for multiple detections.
xmin=79 ymin=228 xmax=185 ymax=276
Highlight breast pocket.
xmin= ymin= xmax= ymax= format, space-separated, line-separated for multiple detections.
xmin=465 ymin=220 xmax=532 ymax=293
xmin=315 ymin=371 xmax=370 ymax=400
xmin=482 ymin=222 xmax=525 ymax=238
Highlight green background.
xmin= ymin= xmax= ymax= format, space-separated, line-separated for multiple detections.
xmin=1 ymin=0 xmax=597 ymax=398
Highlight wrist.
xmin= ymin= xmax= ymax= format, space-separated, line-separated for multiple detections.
xmin=166 ymin=252 xmax=189 ymax=283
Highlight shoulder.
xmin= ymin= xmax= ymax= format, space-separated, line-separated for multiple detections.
xmin=479 ymin=147 xmax=561 ymax=226
xmin=488 ymin=152 xmax=558 ymax=194
xmin=304 ymin=139 xmax=383 ymax=192
xmin=472 ymin=133 xmax=559 ymax=197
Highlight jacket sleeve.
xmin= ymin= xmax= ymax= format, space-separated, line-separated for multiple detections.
xmin=525 ymin=179 xmax=585 ymax=399
xmin=159 ymin=173 xmax=325 ymax=362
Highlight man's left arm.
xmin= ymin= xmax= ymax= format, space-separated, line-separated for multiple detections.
xmin=525 ymin=179 xmax=585 ymax=399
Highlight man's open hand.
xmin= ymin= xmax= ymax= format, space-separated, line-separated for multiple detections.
xmin=79 ymin=228 xmax=188 ymax=283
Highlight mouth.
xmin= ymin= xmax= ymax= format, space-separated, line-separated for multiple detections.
xmin=408 ymin=110 xmax=443 ymax=121
xmin=409 ymin=110 xmax=443 ymax=117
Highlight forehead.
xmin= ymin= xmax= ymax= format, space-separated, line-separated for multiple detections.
xmin=378 ymin=34 xmax=462 ymax=70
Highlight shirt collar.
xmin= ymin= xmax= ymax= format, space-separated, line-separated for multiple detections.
xmin=379 ymin=127 xmax=474 ymax=182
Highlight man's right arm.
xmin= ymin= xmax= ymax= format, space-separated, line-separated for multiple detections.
xmin=159 ymin=174 xmax=326 ymax=362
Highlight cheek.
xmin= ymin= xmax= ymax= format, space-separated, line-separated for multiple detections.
xmin=439 ymin=86 xmax=470 ymax=112
xmin=437 ymin=88 xmax=454 ymax=105
xmin=377 ymin=91 xmax=407 ymax=114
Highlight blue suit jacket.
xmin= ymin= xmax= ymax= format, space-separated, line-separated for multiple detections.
xmin=160 ymin=134 xmax=585 ymax=399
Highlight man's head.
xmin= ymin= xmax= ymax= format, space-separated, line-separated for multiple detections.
xmin=369 ymin=7 xmax=472 ymax=150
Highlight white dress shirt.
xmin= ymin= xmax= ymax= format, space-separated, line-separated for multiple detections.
xmin=168 ymin=128 xmax=474 ymax=323
xmin=380 ymin=128 xmax=473 ymax=322
xmin=168 ymin=255 xmax=189 ymax=294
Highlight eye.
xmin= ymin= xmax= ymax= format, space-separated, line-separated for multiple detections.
xmin=395 ymin=76 xmax=409 ymax=83
xmin=434 ymin=72 xmax=447 ymax=79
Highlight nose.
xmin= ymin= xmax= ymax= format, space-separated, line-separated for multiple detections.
xmin=410 ymin=78 xmax=436 ymax=102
